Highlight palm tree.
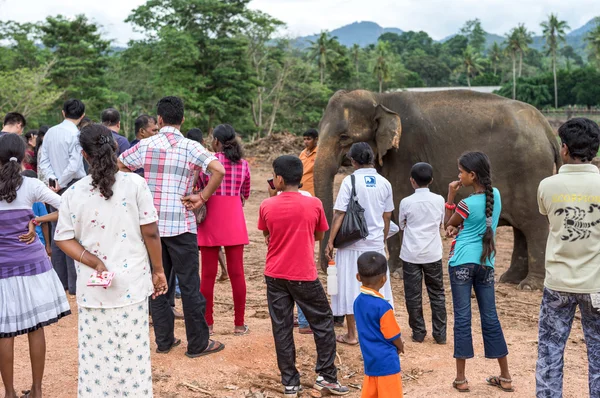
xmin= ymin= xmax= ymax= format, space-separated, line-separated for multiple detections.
xmin=307 ymin=32 xmax=339 ymax=84
xmin=462 ymin=45 xmax=484 ymax=88
xmin=505 ymin=29 xmax=521 ymax=99
xmin=586 ymin=20 xmax=600 ymax=68
xmin=351 ymin=43 xmax=361 ymax=87
xmin=373 ymin=41 xmax=391 ymax=93
xmin=489 ymin=42 xmax=503 ymax=75
xmin=541 ymin=14 xmax=570 ymax=108
xmin=515 ymin=23 xmax=533 ymax=77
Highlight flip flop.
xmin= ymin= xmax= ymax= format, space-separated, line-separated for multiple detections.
xmin=21 ymin=391 xmax=31 ymax=398
xmin=185 ymin=339 xmax=225 ymax=358
xmin=156 ymin=338 xmax=181 ymax=354
xmin=452 ymin=379 xmax=470 ymax=393
xmin=486 ymin=376 xmax=514 ymax=392
xmin=234 ymin=325 xmax=250 ymax=336
xmin=336 ymin=334 xmax=358 ymax=346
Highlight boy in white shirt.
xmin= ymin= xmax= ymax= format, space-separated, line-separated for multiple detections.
xmin=399 ymin=162 xmax=447 ymax=344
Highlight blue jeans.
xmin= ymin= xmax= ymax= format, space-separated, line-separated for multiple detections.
xmin=536 ymin=288 xmax=600 ymax=398
xmin=297 ymin=304 xmax=309 ymax=328
xmin=449 ymin=264 xmax=508 ymax=359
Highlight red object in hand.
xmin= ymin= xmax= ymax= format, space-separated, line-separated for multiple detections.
xmin=32 ymin=218 xmax=40 ymax=226
xmin=445 ymin=202 xmax=457 ymax=210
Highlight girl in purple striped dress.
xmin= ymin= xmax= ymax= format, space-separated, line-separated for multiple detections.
xmin=0 ymin=134 xmax=70 ymax=398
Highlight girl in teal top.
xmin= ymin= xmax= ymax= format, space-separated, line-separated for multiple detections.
xmin=444 ymin=152 xmax=514 ymax=394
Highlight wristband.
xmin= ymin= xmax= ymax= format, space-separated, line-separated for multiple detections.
xmin=199 ymin=191 xmax=209 ymax=202
xmin=32 ymin=218 xmax=40 ymax=226
xmin=445 ymin=202 xmax=457 ymax=210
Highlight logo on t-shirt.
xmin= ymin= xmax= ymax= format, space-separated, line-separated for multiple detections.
xmin=364 ymin=176 xmax=376 ymax=187
xmin=555 ymin=203 xmax=600 ymax=242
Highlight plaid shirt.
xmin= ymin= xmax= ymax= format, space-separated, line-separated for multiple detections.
xmin=198 ymin=153 xmax=251 ymax=199
xmin=119 ymin=126 xmax=218 ymax=237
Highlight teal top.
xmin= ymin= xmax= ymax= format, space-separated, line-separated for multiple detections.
xmin=448 ymin=188 xmax=501 ymax=267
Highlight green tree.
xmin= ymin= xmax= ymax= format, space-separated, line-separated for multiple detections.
xmin=515 ymin=23 xmax=533 ymax=77
xmin=351 ymin=44 xmax=361 ymax=86
xmin=373 ymin=41 xmax=391 ymax=92
xmin=460 ymin=19 xmax=486 ymax=54
xmin=489 ymin=42 xmax=503 ymax=75
xmin=586 ymin=21 xmax=600 ymax=68
xmin=403 ymin=49 xmax=451 ymax=86
xmin=462 ymin=45 xmax=484 ymax=87
xmin=572 ymin=67 xmax=600 ymax=108
xmin=307 ymin=32 xmax=339 ymax=84
xmin=505 ymin=29 xmax=521 ymax=99
xmin=541 ymin=13 xmax=570 ymax=108
xmin=559 ymin=45 xmax=584 ymax=69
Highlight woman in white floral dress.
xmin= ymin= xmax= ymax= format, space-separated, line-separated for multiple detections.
xmin=55 ymin=124 xmax=168 ymax=397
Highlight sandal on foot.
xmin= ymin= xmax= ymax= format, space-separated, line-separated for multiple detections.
xmin=185 ymin=339 xmax=225 ymax=358
xmin=21 ymin=391 xmax=31 ymax=398
xmin=486 ymin=376 xmax=514 ymax=392
xmin=453 ymin=379 xmax=470 ymax=392
xmin=336 ymin=334 xmax=358 ymax=346
xmin=234 ymin=325 xmax=249 ymax=336
xmin=156 ymin=338 xmax=181 ymax=354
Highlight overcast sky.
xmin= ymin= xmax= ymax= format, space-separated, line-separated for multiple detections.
xmin=1 ymin=0 xmax=599 ymax=46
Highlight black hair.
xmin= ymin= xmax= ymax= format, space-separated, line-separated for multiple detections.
xmin=213 ymin=124 xmax=243 ymax=163
xmin=558 ymin=118 xmax=600 ymax=162
xmin=0 ymin=134 xmax=26 ymax=203
xmin=458 ymin=151 xmax=495 ymax=264
xmin=134 ymin=115 xmax=157 ymax=137
xmin=273 ymin=155 xmax=303 ymax=186
xmin=411 ymin=162 xmax=434 ymax=187
xmin=303 ymin=128 xmax=319 ymax=139
xmin=63 ymin=99 xmax=86 ymax=120
xmin=348 ymin=142 xmax=375 ymax=166
xmin=101 ymin=108 xmax=121 ymax=127
xmin=38 ymin=125 xmax=49 ymax=135
xmin=157 ymin=96 xmax=184 ymax=125
xmin=78 ymin=117 xmax=93 ymax=130
xmin=3 ymin=112 xmax=26 ymax=128
xmin=35 ymin=127 xmax=48 ymax=161
xmin=79 ymin=124 xmax=118 ymax=200
xmin=186 ymin=128 xmax=204 ymax=145
xmin=24 ymin=129 xmax=38 ymax=142
xmin=357 ymin=252 xmax=388 ymax=284
xmin=21 ymin=169 xmax=37 ymax=179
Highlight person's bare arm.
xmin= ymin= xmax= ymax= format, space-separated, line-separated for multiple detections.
xmin=118 ymin=159 xmax=132 ymax=173
xmin=444 ymin=181 xmax=461 ymax=226
xmin=42 ymin=223 xmax=52 ymax=256
xmin=382 ymin=211 xmax=392 ymax=241
xmin=55 ymin=239 xmax=108 ymax=273
xmin=392 ymin=336 xmax=405 ymax=354
xmin=140 ymin=222 xmax=168 ymax=299
xmin=325 ymin=210 xmax=345 ymax=260
xmin=263 ymin=230 xmax=270 ymax=245
xmin=181 ymin=160 xmax=226 ymax=210
xmin=35 ymin=212 xmax=58 ymax=224
xmin=315 ymin=231 xmax=325 ymax=241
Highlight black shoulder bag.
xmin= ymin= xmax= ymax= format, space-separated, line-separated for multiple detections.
xmin=333 ymin=174 xmax=369 ymax=248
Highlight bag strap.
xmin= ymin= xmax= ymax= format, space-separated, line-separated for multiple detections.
xmin=351 ymin=174 xmax=357 ymax=199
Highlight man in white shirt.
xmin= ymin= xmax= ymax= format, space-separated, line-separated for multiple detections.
xmin=399 ymin=162 xmax=447 ymax=344
xmin=39 ymin=98 xmax=86 ymax=295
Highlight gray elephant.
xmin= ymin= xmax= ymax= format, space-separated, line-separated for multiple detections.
xmin=314 ymin=89 xmax=560 ymax=290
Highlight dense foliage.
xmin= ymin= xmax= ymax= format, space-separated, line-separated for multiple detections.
xmin=0 ymin=3 xmax=599 ymax=138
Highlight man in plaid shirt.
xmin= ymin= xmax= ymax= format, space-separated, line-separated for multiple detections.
xmin=119 ymin=96 xmax=226 ymax=358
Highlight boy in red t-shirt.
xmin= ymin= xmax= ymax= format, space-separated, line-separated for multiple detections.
xmin=258 ymin=155 xmax=349 ymax=397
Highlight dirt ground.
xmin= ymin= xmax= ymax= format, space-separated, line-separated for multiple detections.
xmin=5 ymin=163 xmax=592 ymax=398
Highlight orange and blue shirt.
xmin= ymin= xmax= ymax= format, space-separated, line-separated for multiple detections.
xmin=354 ymin=286 xmax=402 ymax=377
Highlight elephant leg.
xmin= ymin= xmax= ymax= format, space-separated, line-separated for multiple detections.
xmin=499 ymin=227 xmax=529 ymax=285
xmin=517 ymin=222 xmax=548 ymax=291
xmin=387 ymin=230 xmax=402 ymax=274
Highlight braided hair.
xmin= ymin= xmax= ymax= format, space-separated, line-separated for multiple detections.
xmin=459 ymin=151 xmax=496 ymax=264
xmin=79 ymin=124 xmax=118 ymax=200
xmin=0 ymin=134 xmax=26 ymax=203
xmin=213 ymin=124 xmax=243 ymax=163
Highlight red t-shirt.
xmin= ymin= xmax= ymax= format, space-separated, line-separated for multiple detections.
xmin=258 ymin=191 xmax=329 ymax=281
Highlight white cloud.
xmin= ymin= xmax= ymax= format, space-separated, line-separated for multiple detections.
xmin=1 ymin=0 xmax=599 ymax=45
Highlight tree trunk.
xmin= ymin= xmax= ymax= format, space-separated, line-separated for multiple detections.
xmin=355 ymin=61 xmax=360 ymax=87
xmin=493 ymin=63 xmax=497 ymax=76
xmin=467 ymin=73 xmax=471 ymax=88
xmin=512 ymin=54 xmax=517 ymax=100
xmin=379 ymin=77 xmax=383 ymax=93
xmin=320 ymin=66 xmax=324 ymax=85
xmin=518 ymin=51 xmax=523 ymax=78
xmin=553 ymin=53 xmax=558 ymax=109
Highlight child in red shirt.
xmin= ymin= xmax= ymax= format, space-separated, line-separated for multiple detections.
xmin=258 ymin=155 xmax=349 ymax=397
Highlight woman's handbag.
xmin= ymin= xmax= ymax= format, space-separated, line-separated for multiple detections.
xmin=333 ymin=174 xmax=369 ymax=248
xmin=191 ymin=170 xmax=207 ymax=224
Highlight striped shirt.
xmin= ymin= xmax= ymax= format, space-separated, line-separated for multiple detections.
xmin=197 ymin=153 xmax=251 ymax=199
xmin=119 ymin=126 xmax=218 ymax=237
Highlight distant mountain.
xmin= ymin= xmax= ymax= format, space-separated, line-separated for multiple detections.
xmin=295 ymin=21 xmax=403 ymax=48
xmin=568 ymin=17 xmax=599 ymax=37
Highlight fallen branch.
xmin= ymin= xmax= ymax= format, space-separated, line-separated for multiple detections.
xmin=180 ymin=382 xmax=212 ymax=396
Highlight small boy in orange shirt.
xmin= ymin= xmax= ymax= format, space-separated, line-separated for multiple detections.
xmin=354 ymin=252 xmax=404 ymax=398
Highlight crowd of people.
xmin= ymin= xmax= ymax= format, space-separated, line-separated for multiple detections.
xmin=0 ymin=96 xmax=599 ymax=398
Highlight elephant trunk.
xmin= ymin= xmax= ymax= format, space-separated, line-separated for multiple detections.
xmin=314 ymin=149 xmax=341 ymax=272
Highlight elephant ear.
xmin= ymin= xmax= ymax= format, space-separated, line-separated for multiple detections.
xmin=374 ymin=104 xmax=402 ymax=166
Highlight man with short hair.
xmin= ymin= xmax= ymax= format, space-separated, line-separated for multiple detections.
xmin=130 ymin=114 xmax=159 ymax=147
xmin=1 ymin=112 xmax=26 ymax=136
xmin=39 ymin=98 xmax=87 ymax=295
xmin=119 ymin=96 xmax=226 ymax=358
xmin=299 ymin=128 xmax=319 ymax=197
xmin=536 ymin=117 xmax=600 ymax=398
xmin=101 ymin=107 xmax=130 ymax=155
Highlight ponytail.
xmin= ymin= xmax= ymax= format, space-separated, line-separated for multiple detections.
xmin=213 ymin=124 xmax=244 ymax=163
xmin=0 ymin=134 xmax=26 ymax=203
xmin=79 ymin=124 xmax=118 ymax=200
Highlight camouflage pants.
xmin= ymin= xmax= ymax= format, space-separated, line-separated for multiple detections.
xmin=536 ymin=288 xmax=600 ymax=398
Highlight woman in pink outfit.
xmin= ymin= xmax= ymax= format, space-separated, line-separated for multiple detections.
xmin=197 ymin=124 xmax=250 ymax=335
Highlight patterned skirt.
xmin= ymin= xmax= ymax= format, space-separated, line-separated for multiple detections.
xmin=78 ymin=300 xmax=153 ymax=397
xmin=0 ymin=269 xmax=71 ymax=337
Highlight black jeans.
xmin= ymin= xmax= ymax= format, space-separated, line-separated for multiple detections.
xmin=151 ymin=233 xmax=210 ymax=354
xmin=402 ymin=260 xmax=447 ymax=342
xmin=266 ymin=277 xmax=338 ymax=386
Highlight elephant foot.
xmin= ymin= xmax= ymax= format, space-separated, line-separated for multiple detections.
xmin=499 ymin=265 xmax=528 ymax=285
xmin=516 ymin=275 xmax=544 ymax=291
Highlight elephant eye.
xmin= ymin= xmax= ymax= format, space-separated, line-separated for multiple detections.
xmin=339 ymin=133 xmax=350 ymax=141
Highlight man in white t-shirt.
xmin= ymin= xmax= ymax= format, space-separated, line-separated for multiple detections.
xmin=399 ymin=162 xmax=447 ymax=344
xmin=536 ymin=118 xmax=600 ymax=397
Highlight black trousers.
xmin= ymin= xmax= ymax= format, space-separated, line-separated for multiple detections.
xmin=151 ymin=233 xmax=210 ymax=354
xmin=48 ymin=197 xmax=77 ymax=295
xmin=266 ymin=277 xmax=338 ymax=386
xmin=402 ymin=260 xmax=447 ymax=341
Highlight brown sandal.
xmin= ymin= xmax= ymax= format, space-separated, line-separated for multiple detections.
xmin=486 ymin=376 xmax=514 ymax=392
xmin=185 ymin=339 xmax=225 ymax=358
xmin=453 ymin=379 xmax=470 ymax=392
